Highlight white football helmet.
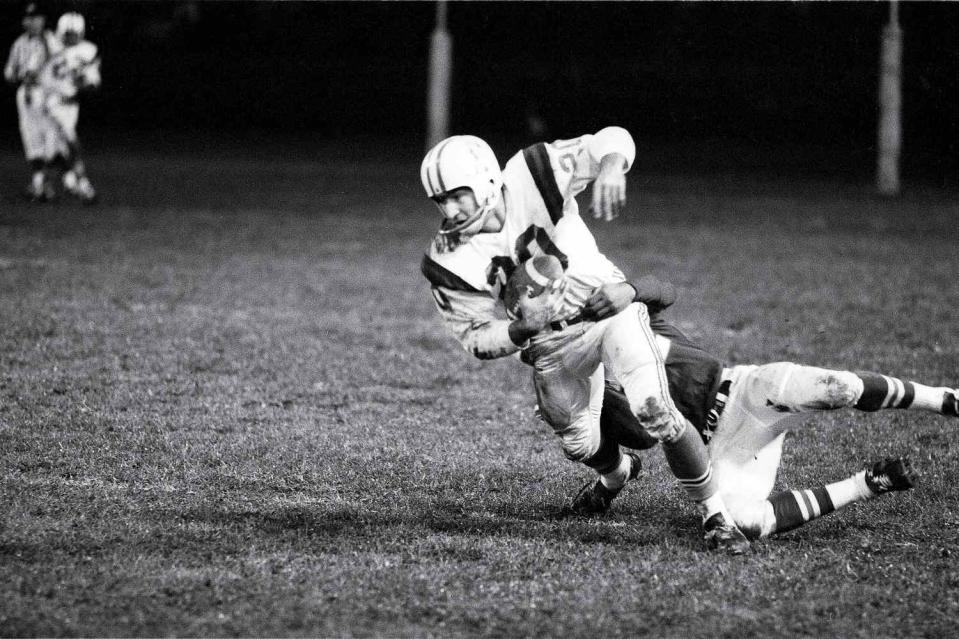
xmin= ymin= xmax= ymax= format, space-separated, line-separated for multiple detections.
xmin=420 ymin=135 xmax=503 ymax=236
xmin=56 ymin=12 xmax=85 ymax=41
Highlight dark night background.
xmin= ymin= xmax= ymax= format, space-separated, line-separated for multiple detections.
xmin=2 ymin=1 xmax=958 ymax=186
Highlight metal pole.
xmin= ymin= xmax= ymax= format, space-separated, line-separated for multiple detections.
xmin=877 ymin=0 xmax=902 ymax=196
xmin=426 ymin=1 xmax=453 ymax=149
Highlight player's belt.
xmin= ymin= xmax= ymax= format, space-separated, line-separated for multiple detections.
xmin=549 ymin=313 xmax=588 ymax=331
xmin=702 ymin=378 xmax=733 ymax=442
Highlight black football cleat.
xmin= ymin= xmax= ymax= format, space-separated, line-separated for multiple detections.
xmin=703 ymin=512 xmax=750 ymax=555
xmin=865 ymin=457 xmax=918 ymax=495
xmin=569 ymin=452 xmax=643 ymax=515
xmin=942 ymin=390 xmax=959 ymax=418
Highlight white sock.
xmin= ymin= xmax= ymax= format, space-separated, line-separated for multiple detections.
xmin=825 ymin=471 xmax=874 ymax=509
xmin=600 ymin=454 xmax=632 ymax=490
xmin=912 ymin=384 xmax=952 ymax=413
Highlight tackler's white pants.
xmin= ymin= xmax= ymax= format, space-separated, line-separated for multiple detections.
xmin=709 ymin=363 xmax=864 ymax=525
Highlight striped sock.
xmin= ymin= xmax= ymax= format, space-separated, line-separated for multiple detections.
xmin=856 ymin=371 xmax=955 ymax=414
xmin=662 ymin=422 xmax=717 ymax=503
xmin=768 ymin=487 xmax=836 ymax=534
xmin=767 ymin=472 xmax=873 ymax=535
xmin=855 ymin=372 xmax=915 ymax=411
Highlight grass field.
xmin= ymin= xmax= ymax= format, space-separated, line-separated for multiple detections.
xmin=2 ymin=137 xmax=959 ymax=637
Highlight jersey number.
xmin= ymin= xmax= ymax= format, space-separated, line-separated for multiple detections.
xmin=485 ymin=225 xmax=568 ymax=299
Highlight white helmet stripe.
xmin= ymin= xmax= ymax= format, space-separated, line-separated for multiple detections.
xmin=423 ymin=154 xmax=438 ymax=196
xmin=429 ymin=137 xmax=454 ymax=195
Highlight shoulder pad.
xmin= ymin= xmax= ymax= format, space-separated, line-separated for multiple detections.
xmin=521 ymin=143 xmax=563 ymax=224
xmin=421 ymin=254 xmax=482 ymax=293
xmin=74 ymin=41 xmax=98 ymax=60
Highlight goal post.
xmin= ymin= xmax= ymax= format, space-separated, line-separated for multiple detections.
xmin=877 ymin=0 xmax=902 ymax=196
xmin=426 ymin=0 xmax=453 ymax=149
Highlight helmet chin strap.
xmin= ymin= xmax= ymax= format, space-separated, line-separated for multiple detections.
xmin=437 ymin=193 xmax=499 ymax=237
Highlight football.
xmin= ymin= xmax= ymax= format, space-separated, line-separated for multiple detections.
xmin=503 ymin=254 xmax=565 ymax=318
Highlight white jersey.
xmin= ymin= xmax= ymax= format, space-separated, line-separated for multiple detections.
xmin=4 ymin=31 xmax=60 ymax=85
xmin=421 ymin=127 xmax=637 ymax=360
xmin=39 ymin=39 xmax=100 ymax=100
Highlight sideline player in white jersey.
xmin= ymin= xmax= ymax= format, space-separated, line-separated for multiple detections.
xmin=420 ymin=129 xmax=751 ymax=554
xmin=37 ymin=11 xmax=100 ymax=203
xmin=4 ymin=2 xmax=61 ymax=200
xmin=574 ymin=284 xmax=958 ymax=541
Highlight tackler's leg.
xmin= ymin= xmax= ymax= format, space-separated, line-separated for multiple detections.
xmin=853 ymin=371 xmax=958 ymax=418
xmin=732 ymin=456 xmax=918 ymax=540
xmin=712 ymin=364 xmax=920 ymax=539
xmin=602 ymin=304 xmax=749 ymax=554
xmin=600 ymin=382 xmax=659 ymax=451
xmin=750 ymin=363 xmax=957 ymax=419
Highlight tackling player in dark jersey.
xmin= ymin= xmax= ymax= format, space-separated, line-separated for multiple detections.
xmin=570 ymin=277 xmax=955 ymax=540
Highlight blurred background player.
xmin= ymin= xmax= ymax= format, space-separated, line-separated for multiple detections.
xmin=4 ymin=2 xmax=61 ymax=201
xmin=38 ymin=11 xmax=101 ymax=204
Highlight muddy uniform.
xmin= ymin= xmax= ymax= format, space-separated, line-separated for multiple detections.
xmin=604 ymin=308 xmax=899 ymax=538
xmin=422 ymin=128 xmax=689 ymax=468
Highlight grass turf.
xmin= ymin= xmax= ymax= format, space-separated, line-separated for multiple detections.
xmin=1 ymin=141 xmax=958 ymax=637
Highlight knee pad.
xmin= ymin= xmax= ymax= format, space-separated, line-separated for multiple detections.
xmin=770 ymin=364 xmax=862 ymax=412
xmin=540 ymin=401 xmax=603 ymax=464
xmin=560 ymin=433 xmax=599 ymax=463
xmin=559 ymin=423 xmax=602 ymax=464
xmin=634 ymin=396 xmax=684 ymax=443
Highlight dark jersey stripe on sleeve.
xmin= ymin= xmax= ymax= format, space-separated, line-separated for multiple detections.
xmin=421 ymin=254 xmax=482 ymax=293
xmin=522 ymin=143 xmax=564 ymax=224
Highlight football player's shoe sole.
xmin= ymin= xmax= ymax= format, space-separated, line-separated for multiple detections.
xmin=865 ymin=457 xmax=918 ymax=495
xmin=943 ymin=390 xmax=958 ymax=417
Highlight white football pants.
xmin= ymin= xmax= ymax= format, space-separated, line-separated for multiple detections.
xmin=709 ymin=363 xmax=864 ymax=527
xmin=529 ymin=303 xmax=685 ymax=463
xmin=15 ymin=85 xmax=52 ymax=161
xmin=42 ymin=93 xmax=80 ymax=159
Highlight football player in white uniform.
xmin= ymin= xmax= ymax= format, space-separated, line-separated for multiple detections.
xmin=3 ymin=2 xmax=61 ymax=200
xmin=575 ymin=283 xmax=959 ymax=541
xmin=420 ymin=129 xmax=751 ymax=554
xmin=37 ymin=11 xmax=100 ymax=203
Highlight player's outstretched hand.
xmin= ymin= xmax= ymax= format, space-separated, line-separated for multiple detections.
xmin=591 ymin=152 xmax=628 ymax=221
xmin=582 ymin=281 xmax=635 ymax=321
